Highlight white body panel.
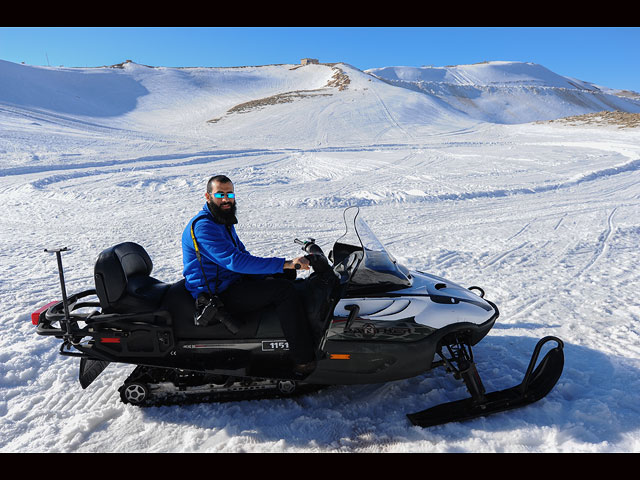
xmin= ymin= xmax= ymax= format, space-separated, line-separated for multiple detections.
xmin=334 ymin=271 xmax=495 ymax=329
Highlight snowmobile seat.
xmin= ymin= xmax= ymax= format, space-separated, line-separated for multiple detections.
xmin=94 ymin=242 xmax=171 ymax=315
xmin=162 ymin=278 xmax=285 ymax=340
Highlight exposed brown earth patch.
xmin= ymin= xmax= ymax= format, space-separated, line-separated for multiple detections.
xmin=541 ymin=110 xmax=640 ymax=129
xmin=208 ymin=65 xmax=350 ymax=124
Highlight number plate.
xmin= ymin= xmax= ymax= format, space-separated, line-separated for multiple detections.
xmin=261 ymin=340 xmax=290 ymax=352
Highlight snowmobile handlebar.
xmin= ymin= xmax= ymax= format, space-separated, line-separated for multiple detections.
xmin=295 ymin=238 xmax=331 ymax=273
xmin=294 ymin=238 xmax=323 ymax=256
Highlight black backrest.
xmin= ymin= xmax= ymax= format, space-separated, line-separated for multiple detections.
xmin=94 ymin=242 xmax=156 ymax=312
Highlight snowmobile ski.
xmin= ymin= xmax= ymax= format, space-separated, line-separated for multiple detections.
xmin=407 ymin=336 xmax=564 ymax=427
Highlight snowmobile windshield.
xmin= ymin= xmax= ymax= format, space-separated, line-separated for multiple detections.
xmin=332 ymin=207 xmax=412 ymax=293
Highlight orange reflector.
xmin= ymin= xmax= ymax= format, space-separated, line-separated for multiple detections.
xmin=101 ymin=337 xmax=121 ymax=344
xmin=330 ymin=354 xmax=351 ymax=360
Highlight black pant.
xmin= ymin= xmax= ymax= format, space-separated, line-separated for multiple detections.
xmin=219 ymin=276 xmax=315 ymax=364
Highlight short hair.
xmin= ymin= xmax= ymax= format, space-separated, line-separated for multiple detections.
xmin=207 ymin=175 xmax=233 ymax=193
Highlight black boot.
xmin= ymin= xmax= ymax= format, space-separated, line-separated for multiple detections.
xmin=194 ymin=293 xmax=240 ymax=334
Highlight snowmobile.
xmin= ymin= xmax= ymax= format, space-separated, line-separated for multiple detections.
xmin=32 ymin=207 xmax=564 ymax=427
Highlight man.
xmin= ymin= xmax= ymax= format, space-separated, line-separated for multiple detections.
xmin=181 ymin=175 xmax=316 ymax=374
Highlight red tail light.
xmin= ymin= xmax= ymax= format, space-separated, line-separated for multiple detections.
xmin=100 ymin=337 xmax=121 ymax=344
xmin=31 ymin=301 xmax=59 ymax=325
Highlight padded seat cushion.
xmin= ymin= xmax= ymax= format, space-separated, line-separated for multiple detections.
xmin=94 ymin=242 xmax=170 ymax=314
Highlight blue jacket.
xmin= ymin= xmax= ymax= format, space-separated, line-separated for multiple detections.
xmin=182 ymin=204 xmax=285 ymax=298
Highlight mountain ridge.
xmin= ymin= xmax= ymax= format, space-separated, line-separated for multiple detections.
xmin=1 ymin=59 xmax=639 ymax=147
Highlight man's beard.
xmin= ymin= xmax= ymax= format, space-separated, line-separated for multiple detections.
xmin=207 ymin=200 xmax=238 ymax=225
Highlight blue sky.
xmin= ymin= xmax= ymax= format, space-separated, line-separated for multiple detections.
xmin=2 ymin=27 xmax=639 ymax=92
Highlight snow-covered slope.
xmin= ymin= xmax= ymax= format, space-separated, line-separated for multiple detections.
xmin=367 ymin=61 xmax=640 ymax=124
xmin=3 ymin=59 xmax=639 ymax=144
xmin=1 ymin=59 xmax=639 ymax=452
xmin=0 ymin=60 xmax=476 ymax=149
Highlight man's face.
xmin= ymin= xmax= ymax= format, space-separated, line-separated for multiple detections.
xmin=206 ymin=180 xmax=235 ymax=212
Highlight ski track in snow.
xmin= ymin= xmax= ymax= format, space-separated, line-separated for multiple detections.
xmin=2 ymin=60 xmax=640 ymax=453
xmin=576 ymin=207 xmax=617 ymax=278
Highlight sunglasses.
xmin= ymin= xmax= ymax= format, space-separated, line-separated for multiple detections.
xmin=212 ymin=192 xmax=235 ymax=199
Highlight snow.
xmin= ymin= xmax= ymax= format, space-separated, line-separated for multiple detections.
xmin=1 ymin=59 xmax=639 ymax=452
xmin=367 ymin=62 xmax=640 ymax=125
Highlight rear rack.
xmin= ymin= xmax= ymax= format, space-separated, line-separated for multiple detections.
xmin=36 ymin=289 xmax=100 ymax=337
xmin=37 ymin=248 xmax=174 ymax=362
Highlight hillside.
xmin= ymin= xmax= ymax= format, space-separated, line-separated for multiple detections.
xmin=2 ymin=59 xmax=639 ymax=149
xmin=367 ymin=61 xmax=640 ymax=124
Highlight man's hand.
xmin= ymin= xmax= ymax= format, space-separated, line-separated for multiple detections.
xmin=284 ymin=256 xmax=310 ymax=270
